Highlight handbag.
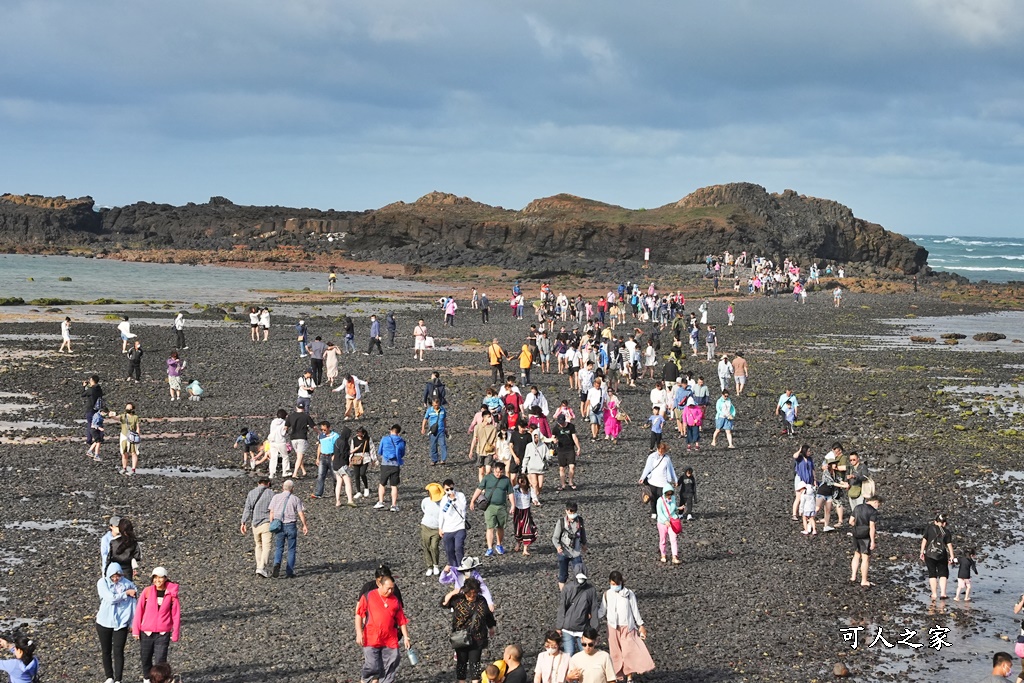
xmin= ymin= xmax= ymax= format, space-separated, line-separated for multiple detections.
xmin=640 ymin=483 xmax=652 ymax=505
xmin=126 ymin=430 xmax=141 ymax=444
xmin=449 ymin=629 xmax=472 ymax=649
xmin=349 ymin=454 xmax=365 ymax=467
xmin=661 ymin=497 xmax=682 ymax=534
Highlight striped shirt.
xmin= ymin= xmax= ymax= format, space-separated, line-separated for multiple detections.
xmin=240 ymin=484 xmax=273 ymax=527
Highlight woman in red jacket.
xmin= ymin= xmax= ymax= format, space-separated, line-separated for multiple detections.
xmin=132 ymin=566 xmax=180 ymax=680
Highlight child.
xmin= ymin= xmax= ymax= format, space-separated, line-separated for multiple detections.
xmin=679 ymin=467 xmax=697 ymax=521
xmin=781 ymin=400 xmax=797 ymax=437
xmin=481 ymin=661 xmax=506 ymax=683
xmin=682 ymin=401 xmax=703 ymax=451
xmin=249 ymin=440 xmax=271 ymax=471
xmin=233 ymin=427 xmax=260 ymax=467
xmin=88 ymin=409 xmax=113 ymax=461
xmin=953 ymin=548 xmax=977 ymax=601
xmin=647 ymin=406 xmax=665 ymax=449
xmin=800 ymin=482 xmax=817 ymax=536
xmin=552 ymin=400 xmax=576 ymax=423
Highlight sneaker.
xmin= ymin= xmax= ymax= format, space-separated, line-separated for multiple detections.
xmin=130 ymin=468 xmax=136 ymax=476
xmin=272 ymin=564 xmax=280 ymax=578
xmin=104 ymin=678 xmax=115 ymax=683
xmin=822 ymin=525 xmax=835 ymax=532
xmin=363 ymin=488 xmax=370 ymax=497
xmin=433 ymin=565 xmax=440 ymax=575
xmin=801 ymin=530 xmax=811 ymax=535
xmin=389 ymin=505 xmax=399 ymax=512
xmin=310 ymin=494 xmax=321 ymax=499
xmin=650 ymin=513 xmax=657 ymax=520
xmin=373 ymin=501 xmax=386 ymax=509
xmin=425 ymin=568 xmax=434 ymax=576
xmin=686 ymin=514 xmax=694 ymax=521
xmin=354 ymin=492 xmax=363 ymax=499
xmin=182 ymin=346 xmax=189 ymax=350
xmin=495 ymin=544 xmax=505 ymax=555
xmin=256 ymin=568 xmax=269 ymax=578
xmin=485 ymin=548 xmax=495 ymax=557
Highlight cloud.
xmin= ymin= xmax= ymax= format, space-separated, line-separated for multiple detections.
xmin=910 ymin=0 xmax=1024 ymax=43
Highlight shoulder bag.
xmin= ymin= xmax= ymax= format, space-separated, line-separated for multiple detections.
xmin=269 ymin=492 xmax=290 ymax=533
xmin=661 ymin=497 xmax=682 ymax=534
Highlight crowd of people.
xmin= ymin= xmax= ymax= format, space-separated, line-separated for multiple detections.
xmin=28 ymin=262 xmax=1019 ymax=683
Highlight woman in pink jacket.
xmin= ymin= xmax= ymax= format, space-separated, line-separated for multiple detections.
xmin=682 ymin=402 xmax=703 ymax=451
xmin=132 ymin=566 xmax=180 ymax=679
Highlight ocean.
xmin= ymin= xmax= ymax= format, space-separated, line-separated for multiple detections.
xmin=0 ymin=254 xmax=428 ymax=303
xmin=909 ymin=234 xmax=1024 ymax=283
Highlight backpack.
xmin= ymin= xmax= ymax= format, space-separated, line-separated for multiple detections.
xmin=428 ymin=382 xmax=442 ymax=404
xmin=93 ymin=396 xmax=106 ymax=413
xmin=245 ymin=431 xmax=260 ymax=446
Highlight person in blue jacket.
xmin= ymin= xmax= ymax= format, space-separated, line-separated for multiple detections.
xmin=374 ymin=424 xmax=406 ymax=512
xmin=0 ymin=635 xmax=38 ymax=683
xmin=96 ymin=561 xmax=137 ymax=683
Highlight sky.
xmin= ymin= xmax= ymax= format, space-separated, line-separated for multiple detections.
xmin=2 ymin=0 xmax=1023 ymax=237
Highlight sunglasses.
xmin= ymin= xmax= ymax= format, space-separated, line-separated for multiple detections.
xmin=444 ymin=488 xmax=454 ymax=492
xmin=581 ymin=641 xmax=596 ymax=648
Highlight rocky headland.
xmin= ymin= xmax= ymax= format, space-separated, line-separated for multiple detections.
xmin=1 ymin=183 xmax=928 ymax=276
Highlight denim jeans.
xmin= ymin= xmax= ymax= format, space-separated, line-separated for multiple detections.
xmin=562 ymin=631 xmax=582 ymax=657
xmin=315 ymin=454 xmax=333 ymax=496
xmin=274 ymin=522 xmax=298 ymax=576
xmin=429 ymin=432 xmax=448 ymax=463
xmin=443 ymin=528 xmax=466 ymax=568
xmin=557 ymin=553 xmax=583 ymax=584
xmin=298 ymin=340 xmax=307 ymax=356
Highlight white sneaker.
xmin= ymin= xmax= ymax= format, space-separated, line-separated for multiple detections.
xmin=822 ymin=525 xmax=835 ymax=532
xmin=650 ymin=513 xmax=657 ymax=520
xmin=363 ymin=488 xmax=370 ymax=497
xmin=686 ymin=514 xmax=694 ymax=521
xmin=373 ymin=501 xmax=386 ymax=509
xmin=433 ymin=565 xmax=440 ymax=575
xmin=425 ymin=568 xmax=434 ymax=576
xmin=354 ymin=492 xmax=362 ymax=499
xmin=104 ymin=678 xmax=114 ymax=683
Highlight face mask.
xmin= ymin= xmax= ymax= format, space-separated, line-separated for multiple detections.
xmin=610 ymin=584 xmax=622 ymax=592
xmin=567 ymin=513 xmax=577 ymax=520
xmin=546 ymin=647 xmax=558 ymax=655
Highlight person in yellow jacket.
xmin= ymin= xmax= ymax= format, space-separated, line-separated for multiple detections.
xmin=518 ymin=343 xmax=534 ymax=385
xmin=487 ymin=338 xmax=508 ymax=385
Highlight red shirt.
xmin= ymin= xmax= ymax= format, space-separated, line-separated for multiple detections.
xmin=357 ymin=589 xmax=408 ymax=649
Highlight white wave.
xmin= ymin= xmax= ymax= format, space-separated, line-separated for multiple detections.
xmin=933 ymin=266 xmax=1024 ymax=273
xmin=932 ymin=237 xmax=1024 ymax=247
xmin=941 ymin=254 xmax=1024 ymax=261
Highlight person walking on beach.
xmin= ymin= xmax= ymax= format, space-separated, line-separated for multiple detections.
xmin=375 ymin=424 xmax=406 ymax=512
xmin=258 ymin=307 xmax=271 ymax=341
xmin=366 ymin=315 xmax=384 ymax=355
xmin=469 ymin=410 xmax=499 ymax=482
xmin=413 ymin=319 xmax=428 ymax=362
xmin=556 ymin=571 xmax=599 ymax=657
xmin=119 ymin=403 xmax=141 ymax=475
xmin=439 ymin=478 xmax=469 ymax=570
xmin=240 ymin=477 xmax=274 ymax=577
xmin=731 ymin=352 xmax=748 ymax=395
xmin=88 ymin=406 xmax=110 ymax=461
xmin=356 ymin=575 xmax=411 ymax=683
xmin=296 ymin=369 xmax=316 ymax=413
xmin=480 ymin=293 xmax=490 ymax=323
xmin=166 ymin=351 xmax=183 ymax=401
xmin=312 ymin=420 xmax=341 ymax=501
xmin=470 ymin=461 xmax=515 ymax=557
xmin=117 ymin=317 xmax=136 ymax=354
xmin=328 ymin=267 xmax=337 ymax=292
xmin=343 ymin=316 xmax=357 ymax=354
xmin=95 ymin=561 xmax=137 ymax=683
xmin=249 ymin=307 xmax=260 ymax=342
xmin=337 ymin=374 xmax=368 ymax=420
xmin=267 ymin=409 xmax=290 ymax=479
xmin=553 ymin=501 xmax=587 ymax=590
xmin=423 ymin=371 xmax=448 ymax=408
xmin=638 ymin=442 xmax=677 ymax=520
xmin=920 ymin=513 xmax=956 ymax=600
xmin=324 ymin=341 xmax=342 ymax=386
xmin=442 ymin=577 xmax=497 ymax=683
xmin=132 ymin=566 xmax=181 ymax=676
xmin=420 ymin=483 xmax=444 ymax=576
xmin=286 ymin=403 xmax=316 ymax=479
xmin=268 ymin=479 xmax=309 ymax=578
xmin=59 ymin=316 xmax=73 ymax=354
xmin=487 ymin=338 xmax=507 ymax=386
xmin=307 ymin=335 xmax=327 ymax=383
xmin=850 ymin=497 xmax=881 ymax=587
xmin=83 ymin=374 xmax=104 ymax=447
xmin=126 ymin=340 xmax=144 ymax=383
xmin=598 ymin=571 xmax=654 ymax=683
xmin=173 ymin=311 xmax=187 ymax=350
xmin=422 ymin=398 xmax=449 ymax=466
xmin=386 ymin=312 xmax=398 ymax=348
xmin=444 ymin=296 xmax=458 ymax=327
xmin=711 ymin=390 xmax=735 ymax=448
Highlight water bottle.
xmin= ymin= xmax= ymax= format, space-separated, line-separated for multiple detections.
xmin=406 ymin=647 xmax=421 ymax=666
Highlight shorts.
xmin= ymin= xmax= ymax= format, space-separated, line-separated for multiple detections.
xmin=333 ymin=465 xmax=351 ymax=479
xmin=925 ymin=556 xmax=949 ymax=579
xmin=557 ymin=450 xmax=576 ymax=467
xmin=579 ymin=391 xmax=588 ymax=403
xmin=853 ymin=537 xmax=871 ymax=555
xmin=92 ymin=431 xmax=105 ymax=444
xmin=380 ymin=465 xmax=401 ymax=487
xmin=589 ymin=411 xmax=603 ymax=425
xmin=119 ymin=436 xmax=138 ymax=455
xmin=794 ymin=475 xmax=806 ymax=491
xmin=484 ymin=505 xmax=509 ymax=529
xmin=735 ymin=375 xmax=746 ymax=384
xmin=168 ymin=376 xmax=182 ymax=391
xmin=414 ymin=338 xmax=426 ymax=351
xmin=260 ymin=324 xmax=269 ymax=330
xmin=120 ymin=333 xmax=129 ymax=341
xmin=476 ymin=455 xmax=494 ymax=470
xmin=250 ymin=323 xmax=258 ymax=329
xmin=242 ymin=443 xmax=258 ymax=454
xmin=715 ymin=417 xmax=734 ymax=430
xmin=291 ymin=439 xmax=308 ymax=456
xmin=540 ymin=353 xmax=550 ymax=362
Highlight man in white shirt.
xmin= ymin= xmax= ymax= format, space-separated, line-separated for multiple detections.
xmin=566 ymin=628 xmax=616 ymax=683
xmin=583 ymin=378 xmax=607 ymax=441
xmin=523 ymin=386 xmax=549 ymax=416
xmin=117 ymin=317 xmax=136 ymax=354
xmin=267 ymin=409 xmax=290 ymax=479
xmin=174 ymin=312 xmax=188 ymax=350
xmin=297 ymin=370 xmax=316 ymax=413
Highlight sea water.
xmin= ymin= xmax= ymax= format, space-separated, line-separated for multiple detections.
xmin=0 ymin=254 xmax=429 ymax=302
xmin=910 ymin=235 xmax=1024 ymax=283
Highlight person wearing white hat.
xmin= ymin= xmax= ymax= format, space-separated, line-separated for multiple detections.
xmin=132 ymin=566 xmax=180 ymax=682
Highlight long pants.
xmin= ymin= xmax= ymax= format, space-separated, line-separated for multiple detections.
xmin=455 ymin=645 xmax=483 ymax=681
xmin=344 ymin=336 xmax=356 ymax=353
xmin=367 ymin=338 xmax=383 ymax=355
xmin=520 ymin=367 xmax=531 ymax=384
xmin=557 ymin=554 xmax=583 ymax=584
xmin=269 ymin=443 xmax=290 ymax=479
xmin=481 ymin=308 xmax=489 ymax=323
xmin=387 ymin=329 xmax=396 ymax=347
xmin=175 ymin=329 xmax=185 ymax=349
xmin=296 ymin=397 xmax=311 ymax=413
xmin=443 ymin=528 xmax=466 ymax=568
xmin=681 ymin=495 xmax=694 ymax=518
xmin=298 ymin=341 xmax=307 ymax=357
xmin=420 ymin=524 xmax=441 ymax=568
xmin=429 ymin=432 xmax=448 ymax=463
xmin=86 ymin=409 xmax=96 ymax=444
xmin=252 ymin=521 xmax=272 ymax=571
xmin=647 ymin=484 xmax=664 ymax=516
xmin=490 ymin=364 xmax=503 ymax=385
xmin=658 ymin=521 xmax=679 ymax=557
xmin=707 ymin=343 xmax=716 ymax=360
xmin=315 ymin=455 xmax=333 ymax=497
xmin=352 ymin=462 xmax=370 ymax=491
xmin=274 ymin=522 xmax=298 ymax=576
xmin=139 ymin=631 xmax=171 ymax=677
xmin=127 ymin=362 xmax=141 ymax=381
xmin=562 ymin=632 xmax=583 ymax=657
xmin=310 ymin=359 xmax=324 ymax=385
xmin=445 ymin=314 xmax=455 ymax=326
xmin=649 ymin=431 xmax=662 ymax=449
xmin=362 ymin=646 xmax=400 ymax=683
xmin=96 ymin=624 xmax=129 ymax=682
xmin=686 ymin=425 xmax=700 ymax=445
